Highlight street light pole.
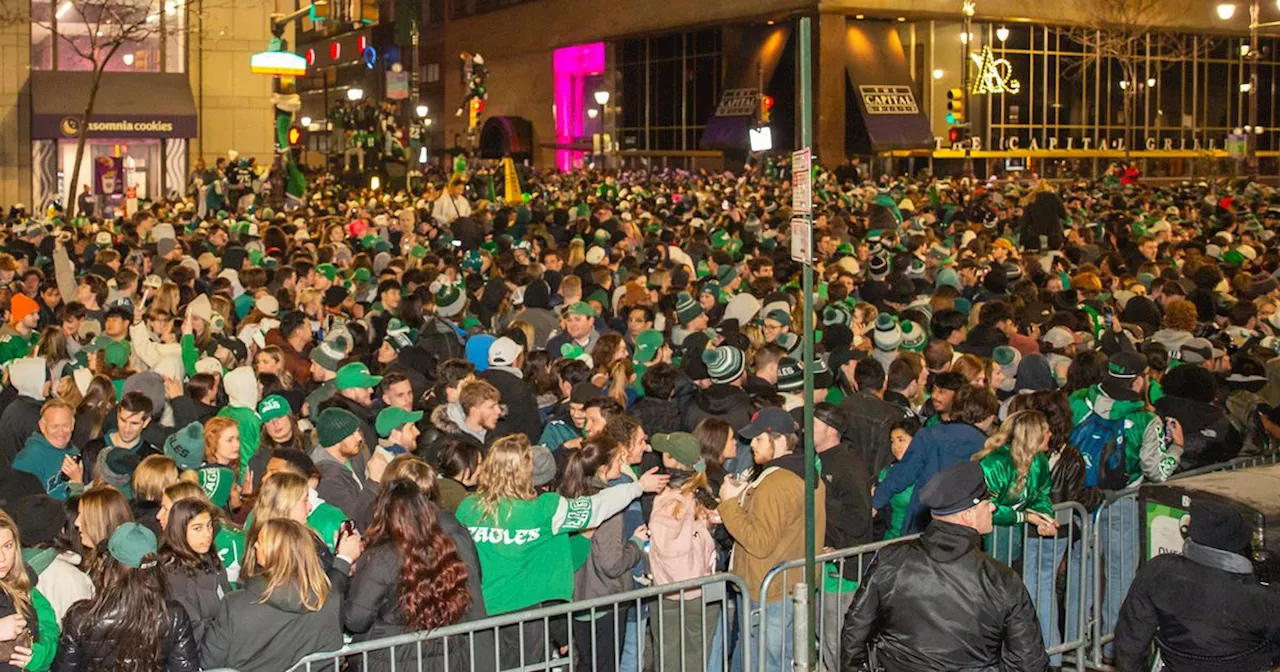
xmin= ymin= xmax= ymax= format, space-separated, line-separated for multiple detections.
xmin=962 ymin=0 xmax=975 ymax=177
xmin=1249 ymin=0 xmax=1260 ymax=182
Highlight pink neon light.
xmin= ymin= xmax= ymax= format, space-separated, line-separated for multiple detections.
xmin=553 ymin=42 xmax=604 ymax=171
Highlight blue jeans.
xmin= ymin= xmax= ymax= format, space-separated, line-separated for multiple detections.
xmin=1023 ymin=534 xmax=1069 ymax=666
xmin=741 ymin=598 xmax=793 ymax=672
xmin=617 ymin=602 xmax=649 ymax=672
xmin=1100 ymin=497 xmax=1139 ymax=658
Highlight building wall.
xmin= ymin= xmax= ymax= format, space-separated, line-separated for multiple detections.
xmin=188 ymin=0 xmax=282 ymax=168
xmin=0 ymin=18 xmax=32 ymax=208
xmin=443 ymin=0 xmax=809 ymax=165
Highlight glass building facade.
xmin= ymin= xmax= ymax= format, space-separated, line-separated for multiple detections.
xmin=616 ymin=29 xmax=722 ymax=153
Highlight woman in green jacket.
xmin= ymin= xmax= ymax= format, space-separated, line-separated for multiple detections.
xmin=0 ymin=510 xmax=59 ymax=671
xmin=972 ymin=409 xmax=1057 ymax=562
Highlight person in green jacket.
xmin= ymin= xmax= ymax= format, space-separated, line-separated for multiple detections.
xmin=0 ymin=293 xmax=41 ymax=366
xmin=216 ymin=366 xmax=261 ymax=479
xmin=456 ymin=434 xmax=667 ymax=668
xmin=972 ymin=409 xmax=1057 ymax=563
xmin=0 ymin=510 xmax=60 ymax=672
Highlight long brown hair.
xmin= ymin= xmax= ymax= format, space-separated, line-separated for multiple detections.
xmin=0 ymin=512 xmax=33 ymax=624
xmin=76 ymin=374 xmax=117 ymax=442
xmin=558 ymin=437 xmax=620 ymax=499
xmin=160 ymin=498 xmax=223 ymax=577
xmin=365 ymin=481 xmax=471 ymax=631
xmin=78 ymin=539 xmax=169 ymax=670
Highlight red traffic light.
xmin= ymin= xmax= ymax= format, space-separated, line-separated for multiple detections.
xmin=762 ymin=95 xmax=775 ymax=111
xmin=948 ymin=127 xmax=961 ymax=143
xmin=288 ymin=126 xmax=302 ymax=145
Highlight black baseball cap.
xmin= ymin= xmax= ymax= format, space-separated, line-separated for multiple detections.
xmin=739 ymin=407 xmax=797 ymax=439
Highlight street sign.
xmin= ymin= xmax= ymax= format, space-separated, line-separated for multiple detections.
xmin=791 ymin=148 xmax=811 ymax=214
xmin=1227 ymin=133 xmax=1248 ymax=158
xmin=791 ymin=217 xmax=812 ymax=264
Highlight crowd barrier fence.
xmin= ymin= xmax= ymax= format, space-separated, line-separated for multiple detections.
xmin=204 ymin=451 xmax=1280 ymax=672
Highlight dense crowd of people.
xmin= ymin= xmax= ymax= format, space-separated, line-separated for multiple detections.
xmin=0 ymin=161 xmax=1277 ymax=672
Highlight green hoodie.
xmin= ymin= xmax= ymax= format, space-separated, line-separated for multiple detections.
xmin=12 ymin=433 xmax=80 ymax=500
xmin=1069 ymin=384 xmax=1179 ymax=485
xmin=25 ymin=588 xmax=58 ymax=671
xmin=216 ymin=404 xmax=261 ymax=479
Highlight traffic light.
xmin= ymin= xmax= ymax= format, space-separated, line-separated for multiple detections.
xmin=946 ymin=87 xmax=965 ymax=125
xmin=468 ymin=98 xmax=483 ymax=129
xmin=760 ymin=94 xmax=774 ymax=124
xmin=948 ymin=124 xmax=971 ymax=145
xmin=356 ymin=0 xmax=377 ymax=23
xmin=287 ymin=125 xmax=302 ymax=146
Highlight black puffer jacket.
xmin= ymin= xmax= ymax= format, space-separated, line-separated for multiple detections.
xmin=683 ymin=383 xmax=752 ymax=432
xmin=841 ymin=521 xmax=1049 ymax=672
xmin=53 ymin=599 xmax=199 ymax=672
xmin=341 ymin=507 xmax=492 ymax=671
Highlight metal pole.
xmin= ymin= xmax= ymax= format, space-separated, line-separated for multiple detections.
xmin=1249 ymin=0 xmax=1260 ymax=181
xmin=793 ymin=582 xmax=811 ymax=672
xmin=798 ymin=14 xmax=817 ymax=671
xmin=962 ymin=1 xmax=975 ymax=176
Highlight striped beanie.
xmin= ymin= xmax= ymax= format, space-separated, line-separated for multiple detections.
xmin=873 ymin=314 xmax=902 ymax=352
xmin=702 ymin=345 xmax=745 ymax=384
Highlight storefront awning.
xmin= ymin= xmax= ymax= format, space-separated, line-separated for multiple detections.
xmin=699 ymin=24 xmax=792 ymax=151
xmin=31 ymin=72 xmax=198 ymax=140
xmin=843 ymin=21 xmax=933 ymax=154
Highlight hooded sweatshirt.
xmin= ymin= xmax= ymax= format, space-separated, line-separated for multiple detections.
xmin=0 ymin=357 xmax=47 ymax=465
xmin=216 ymin=366 xmax=261 ymax=477
xmin=12 ymin=431 xmax=80 ymax=500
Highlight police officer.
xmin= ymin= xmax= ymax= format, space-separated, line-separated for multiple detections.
xmin=841 ymin=461 xmax=1048 ymax=672
xmin=1114 ymin=500 xmax=1280 ymax=671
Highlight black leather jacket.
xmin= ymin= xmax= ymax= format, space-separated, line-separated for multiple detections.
xmin=841 ymin=520 xmax=1049 ymax=672
xmin=52 ymin=599 xmax=199 ymax=672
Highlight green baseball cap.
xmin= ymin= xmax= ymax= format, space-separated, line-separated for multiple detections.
xmin=83 ymin=335 xmax=131 ymax=368
xmin=564 ymin=301 xmax=597 ymax=318
xmin=633 ymin=329 xmax=664 ymax=366
xmin=651 ymin=432 xmax=705 ymax=472
xmin=335 ymin=362 xmax=383 ymax=391
xmin=316 ymin=263 xmax=338 ymax=282
xmin=375 ymin=406 xmax=424 ymax=438
xmin=258 ymin=395 xmax=291 ymax=423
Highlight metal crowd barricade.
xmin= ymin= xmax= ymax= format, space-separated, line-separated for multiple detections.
xmin=752 ymin=536 xmax=918 ymax=672
xmin=277 ymin=572 xmax=750 ymax=672
xmin=984 ymin=501 xmax=1092 ymax=672
xmin=1087 ymin=488 xmax=1141 ymax=670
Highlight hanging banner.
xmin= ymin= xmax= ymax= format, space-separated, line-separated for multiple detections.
xmin=502 ymin=157 xmax=521 ymax=205
xmin=386 ymin=70 xmax=410 ymax=99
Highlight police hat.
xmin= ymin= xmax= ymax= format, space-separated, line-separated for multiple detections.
xmin=919 ymin=461 xmax=989 ymax=516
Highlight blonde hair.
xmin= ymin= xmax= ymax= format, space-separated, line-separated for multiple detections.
xmin=209 ymin=295 xmax=234 ymax=329
xmin=245 ymin=472 xmax=309 ymax=549
xmin=565 ymin=239 xmax=586 ymax=268
xmin=972 ymin=409 xmax=1049 ymax=498
xmin=508 ymin=321 xmax=536 ymax=351
xmin=473 ymin=434 xmax=537 ymax=524
xmin=152 ymin=282 xmax=181 ymax=316
xmin=253 ymin=519 xmax=331 ymax=612
xmin=133 ymin=455 xmax=180 ymax=503
xmin=384 ymin=455 xmax=438 ymax=495
xmin=78 ymin=486 xmax=134 ymax=549
xmin=0 ymin=511 xmax=33 ymax=623
xmin=165 ymin=481 xmax=210 ymax=504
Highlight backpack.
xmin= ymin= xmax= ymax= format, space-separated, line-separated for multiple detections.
xmin=1069 ymin=409 xmax=1130 ymax=490
xmin=649 ymin=489 xmax=716 ymax=587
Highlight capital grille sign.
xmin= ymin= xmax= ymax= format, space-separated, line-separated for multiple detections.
xmin=859 ymin=85 xmax=919 ymax=115
xmin=714 ymin=88 xmax=761 ymax=117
